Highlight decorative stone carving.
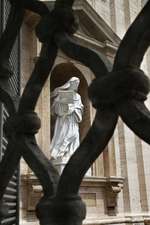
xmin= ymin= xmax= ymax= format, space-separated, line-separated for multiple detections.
xmin=50 ymin=77 xmax=85 ymax=174
xmin=50 ymin=77 xmax=84 ymax=161
xmin=105 ymin=177 xmax=124 ymax=215
xmin=21 ymin=174 xmax=124 ymax=221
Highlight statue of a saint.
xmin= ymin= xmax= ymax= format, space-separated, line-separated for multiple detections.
xmin=50 ymin=77 xmax=84 ymax=160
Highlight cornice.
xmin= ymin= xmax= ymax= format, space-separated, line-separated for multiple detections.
xmin=25 ymin=0 xmax=120 ymax=48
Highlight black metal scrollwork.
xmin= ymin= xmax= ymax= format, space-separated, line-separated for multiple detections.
xmin=0 ymin=0 xmax=150 ymax=225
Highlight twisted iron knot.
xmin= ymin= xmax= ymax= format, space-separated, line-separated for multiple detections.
xmin=88 ymin=68 xmax=150 ymax=110
xmin=36 ymin=7 xmax=78 ymax=43
xmin=4 ymin=112 xmax=41 ymax=137
xmin=36 ymin=195 xmax=86 ymax=225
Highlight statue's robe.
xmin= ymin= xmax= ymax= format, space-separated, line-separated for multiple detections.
xmin=50 ymin=93 xmax=83 ymax=159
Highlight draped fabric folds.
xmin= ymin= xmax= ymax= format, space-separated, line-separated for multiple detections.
xmin=50 ymin=77 xmax=83 ymax=159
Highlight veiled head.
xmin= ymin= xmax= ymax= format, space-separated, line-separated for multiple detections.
xmin=69 ymin=77 xmax=80 ymax=91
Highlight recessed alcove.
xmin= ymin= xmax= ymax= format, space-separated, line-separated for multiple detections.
xmin=50 ymin=62 xmax=91 ymax=142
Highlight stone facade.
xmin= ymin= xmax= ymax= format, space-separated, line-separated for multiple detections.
xmin=20 ymin=1 xmax=150 ymax=225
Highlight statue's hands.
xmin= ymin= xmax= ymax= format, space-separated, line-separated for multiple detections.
xmin=67 ymin=104 xmax=75 ymax=114
xmin=56 ymin=103 xmax=74 ymax=117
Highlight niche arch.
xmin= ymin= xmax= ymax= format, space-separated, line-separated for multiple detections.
xmin=50 ymin=62 xmax=91 ymax=142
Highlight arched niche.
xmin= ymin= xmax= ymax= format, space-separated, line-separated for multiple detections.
xmin=50 ymin=62 xmax=91 ymax=142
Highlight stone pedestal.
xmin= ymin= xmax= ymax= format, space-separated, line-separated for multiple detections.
xmin=51 ymin=158 xmax=91 ymax=176
xmin=21 ymin=174 xmax=124 ymax=225
xmin=51 ymin=158 xmax=68 ymax=174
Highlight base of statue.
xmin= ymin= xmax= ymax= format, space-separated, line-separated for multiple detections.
xmin=51 ymin=157 xmax=91 ymax=176
xmin=51 ymin=157 xmax=69 ymax=174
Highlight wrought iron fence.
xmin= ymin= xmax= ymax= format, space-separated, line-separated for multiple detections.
xmin=0 ymin=0 xmax=150 ymax=225
xmin=0 ymin=1 xmax=20 ymax=224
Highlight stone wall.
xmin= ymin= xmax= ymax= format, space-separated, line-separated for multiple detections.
xmin=87 ymin=0 xmax=150 ymax=222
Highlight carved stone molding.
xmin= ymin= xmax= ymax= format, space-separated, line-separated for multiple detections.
xmin=105 ymin=177 xmax=124 ymax=215
xmin=21 ymin=174 xmax=124 ymax=219
xmin=21 ymin=174 xmax=43 ymax=212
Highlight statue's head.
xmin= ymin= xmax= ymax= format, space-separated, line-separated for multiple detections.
xmin=51 ymin=77 xmax=80 ymax=98
xmin=69 ymin=77 xmax=80 ymax=91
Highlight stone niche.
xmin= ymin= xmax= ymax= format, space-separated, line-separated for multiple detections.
xmin=21 ymin=174 xmax=124 ymax=223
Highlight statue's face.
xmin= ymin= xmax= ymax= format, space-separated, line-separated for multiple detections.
xmin=70 ymin=79 xmax=80 ymax=91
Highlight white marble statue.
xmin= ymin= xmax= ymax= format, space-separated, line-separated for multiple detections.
xmin=50 ymin=77 xmax=84 ymax=160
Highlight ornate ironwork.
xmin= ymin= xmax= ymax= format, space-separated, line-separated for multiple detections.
xmin=0 ymin=0 xmax=150 ymax=225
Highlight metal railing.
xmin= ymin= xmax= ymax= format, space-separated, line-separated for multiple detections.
xmin=0 ymin=0 xmax=150 ymax=225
